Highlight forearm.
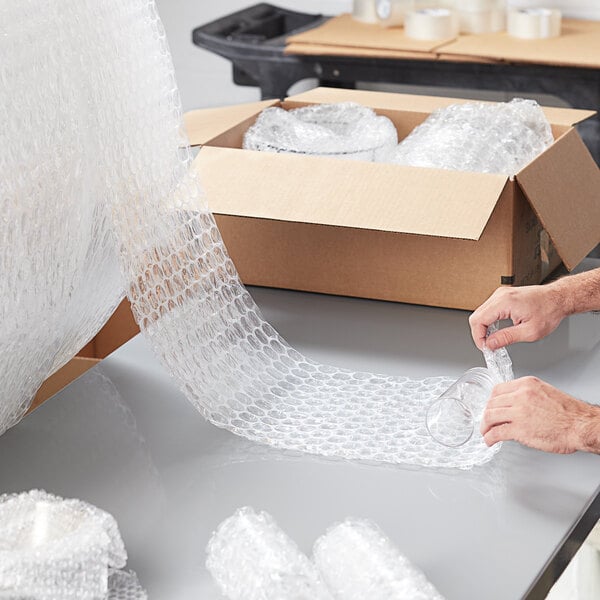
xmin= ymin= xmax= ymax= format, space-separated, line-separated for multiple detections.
xmin=547 ymin=268 xmax=600 ymax=316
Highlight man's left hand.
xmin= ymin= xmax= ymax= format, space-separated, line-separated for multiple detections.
xmin=480 ymin=377 xmax=600 ymax=454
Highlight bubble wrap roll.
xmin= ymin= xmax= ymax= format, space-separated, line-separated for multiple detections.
xmin=313 ymin=519 xmax=445 ymax=600
xmin=206 ymin=507 xmax=333 ymax=600
xmin=393 ymin=98 xmax=553 ymax=175
xmin=243 ymin=103 xmax=398 ymax=162
xmin=7 ymin=0 xmax=512 ymax=471
xmin=0 ymin=0 xmax=124 ymax=436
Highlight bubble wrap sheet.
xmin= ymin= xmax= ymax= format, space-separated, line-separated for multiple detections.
xmin=1 ymin=0 xmax=519 ymax=471
xmin=0 ymin=0 xmax=124 ymax=436
xmin=243 ymin=103 xmax=398 ymax=161
xmin=313 ymin=518 xmax=445 ymax=600
xmin=206 ymin=507 xmax=333 ymax=600
xmin=0 ymin=490 xmax=146 ymax=600
xmin=393 ymin=99 xmax=553 ymax=175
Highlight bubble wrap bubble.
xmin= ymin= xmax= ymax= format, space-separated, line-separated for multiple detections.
xmin=107 ymin=570 xmax=147 ymax=600
xmin=313 ymin=518 xmax=445 ymax=600
xmin=0 ymin=0 xmax=124 ymax=436
xmin=0 ymin=490 xmax=126 ymax=599
xmin=206 ymin=507 xmax=333 ymax=600
xmin=392 ymin=99 xmax=554 ymax=175
xmin=243 ymin=103 xmax=398 ymax=162
xmin=12 ymin=0 xmax=508 ymax=471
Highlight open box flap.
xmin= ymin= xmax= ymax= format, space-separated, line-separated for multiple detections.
xmin=286 ymin=87 xmax=596 ymax=127
xmin=184 ymin=100 xmax=278 ymax=147
xmin=517 ymin=128 xmax=600 ymax=270
xmin=195 ymin=147 xmax=508 ymax=240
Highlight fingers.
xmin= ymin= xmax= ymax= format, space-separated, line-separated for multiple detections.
xmin=483 ymin=422 xmax=513 ymax=447
xmin=469 ymin=305 xmax=503 ymax=350
xmin=480 ymin=407 xmax=513 ymax=436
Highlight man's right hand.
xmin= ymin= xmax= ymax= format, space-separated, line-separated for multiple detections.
xmin=469 ymin=284 xmax=567 ymax=351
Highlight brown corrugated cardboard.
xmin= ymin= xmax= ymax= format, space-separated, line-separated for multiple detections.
xmin=439 ymin=19 xmax=600 ymax=68
xmin=284 ymin=42 xmax=437 ymax=61
xmin=285 ymin=42 xmax=498 ymax=63
xmin=516 ymin=128 xmax=600 ymax=270
xmin=285 ymin=16 xmax=600 ymax=70
xmin=287 ymin=14 xmax=455 ymax=54
xmin=283 ymin=87 xmax=596 ymax=128
xmin=30 ymin=299 xmax=139 ymax=412
xmin=186 ymin=88 xmax=600 ymax=311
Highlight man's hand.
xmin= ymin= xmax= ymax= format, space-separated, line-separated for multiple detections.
xmin=480 ymin=377 xmax=600 ymax=454
xmin=469 ymin=285 xmax=566 ymax=351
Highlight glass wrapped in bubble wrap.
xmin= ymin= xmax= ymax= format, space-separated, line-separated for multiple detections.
xmin=243 ymin=102 xmax=398 ymax=162
xmin=393 ymin=99 xmax=554 ymax=174
xmin=313 ymin=518 xmax=445 ymax=600
xmin=206 ymin=507 xmax=333 ymax=600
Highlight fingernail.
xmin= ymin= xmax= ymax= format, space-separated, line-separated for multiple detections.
xmin=487 ymin=338 xmax=498 ymax=350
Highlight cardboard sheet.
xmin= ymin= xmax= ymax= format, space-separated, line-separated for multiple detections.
xmin=285 ymin=42 xmax=436 ymax=61
xmin=287 ymin=13 xmax=454 ymax=54
xmin=286 ymin=88 xmax=595 ymax=127
xmin=439 ymin=19 xmax=600 ymax=68
xmin=184 ymin=100 xmax=278 ymax=147
xmin=517 ymin=128 xmax=600 ymax=270
xmin=198 ymin=147 xmax=508 ymax=241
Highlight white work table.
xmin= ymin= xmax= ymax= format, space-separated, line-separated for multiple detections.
xmin=0 ymin=283 xmax=599 ymax=599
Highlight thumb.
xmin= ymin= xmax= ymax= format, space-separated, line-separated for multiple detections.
xmin=486 ymin=325 xmax=524 ymax=350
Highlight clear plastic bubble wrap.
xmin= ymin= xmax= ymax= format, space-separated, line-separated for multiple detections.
xmin=0 ymin=490 xmax=146 ymax=600
xmin=206 ymin=507 xmax=333 ymax=600
xmin=243 ymin=102 xmax=398 ymax=161
xmin=0 ymin=0 xmax=124 ymax=436
xmin=392 ymin=99 xmax=554 ymax=174
xmin=6 ymin=0 xmax=510 ymax=470
xmin=313 ymin=518 xmax=445 ymax=600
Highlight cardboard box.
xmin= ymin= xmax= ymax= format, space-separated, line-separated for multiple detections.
xmin=29 ymin=299 xmax=139 ymax=413
xmin=185 ymin=87 xmax=600 ymax=311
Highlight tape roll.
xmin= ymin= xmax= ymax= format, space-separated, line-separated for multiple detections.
xmin=455 ymin=0 xmax=503 ymax=11
xmin=376 ymin=0 xmax=415 ymax=27
xmin=405 ymin=8 xmax=459 ymax=40
xmin=459 ymin=8 xmax=505 ymax=33
xmin=352 ymin=0 xmax=378 ymax=23
xmin=507 ymin=8 xmax=561 ymax=39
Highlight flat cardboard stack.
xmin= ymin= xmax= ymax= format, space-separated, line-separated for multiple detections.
xmin=185 ymin=87 xmax=600 ymax=311
xmin=285 ymin=14 xmax=600 ymax=69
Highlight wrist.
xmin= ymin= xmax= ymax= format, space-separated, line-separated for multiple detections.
xmin=574 ymin=404 xmax=600 ymax=453
xmin=545 ymin=279 xmax=574 ymax=319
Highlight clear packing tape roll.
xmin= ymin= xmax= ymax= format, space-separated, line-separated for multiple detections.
xmin=376 ymin=0 xmax=415 ymax=27
xmin=507 ymin=8 xmax=562 ymax=39
xmin=458 ymin=8 xmax=505 ymax=34
xmin=352 ymin=0 xmax=379 ymax=23
xmin=3 ymin=0 xmax=525 ymax=471
xmin=405 ymin=8 xmax=459 ymax=40
xmin=0 ymin=490 xmax=146 ymax=600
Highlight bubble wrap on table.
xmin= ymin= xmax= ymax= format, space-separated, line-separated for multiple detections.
xmin=0 ymin=0 xmax=124 ymax=436
xmin=243 ymin=103 xmax=398 ymax=161
xmin=206 ymin=507 xmax=333 ymax=600
xmin=313 ymin=518 xmax=444 ymax=600
xmin=392 ymin=99 xmax=554 ymax=175
xmin=12 ymin=0 xmax=509 ymax=470
xmin=0 ymin=490 xmax=127 ymax=599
